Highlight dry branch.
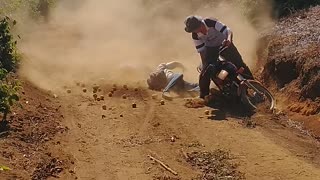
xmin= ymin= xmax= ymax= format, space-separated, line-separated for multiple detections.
xmin=147 ymin=155 xmax=178 ymax=176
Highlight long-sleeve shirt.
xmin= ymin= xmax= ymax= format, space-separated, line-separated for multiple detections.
xmin=156 ymin=61 xmax=184 ymax=81
xmin=192 ymin=17 xmax=232 ymax=53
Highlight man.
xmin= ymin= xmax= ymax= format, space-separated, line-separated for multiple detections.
xmin=184 ymin=15 xmax=253 ymax=99
xmin=147 ymin=61 xmax=199 ymax=100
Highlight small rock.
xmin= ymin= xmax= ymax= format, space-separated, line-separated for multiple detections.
xmin=69 ymin=170 xmax=75 ymax=174
xmin=67 ymin=89 xmax=72 ymax=93
xmin=82 ymin=88 xmax=87 ymax=93
xmin=98 ymin=88 xmax=102 ymax=92
xmin=120 ymin=114 xmax=123 ymax=117
xmin=93 ymin=89 xmax=97 ymax=93
xmin=134 ymin=87 xmax=139 ymax=91
xmin=170 ymin=136 xmax=175 ymax=142
xmin=97 ymin=98 xmax=101 ymax=101
xmin=102 ymin=105 xmax=107 ymax=110
xmin=53 ymin=94 xmax=58 ymax=98
xmin=123 ymin=85 xmax=128 ymax=89
xmin=102 ymin=115 xmax=106 ymax=119
xmin=160 ymin=100 xmax=165 ymax=105
xmin=76 ymin=82 xmax=81 ymax=86
xmin=108 ymin=92 xmax=113 ymax=97
xmin=204 ymin=110 xmax=210 ymax=115
xmin=100 ymin=95 xmax=104 ymax=100
xmin=122 ymin=94 xmax=127 ymax=99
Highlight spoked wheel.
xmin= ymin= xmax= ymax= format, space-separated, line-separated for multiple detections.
xmin=241 ymin=80 xmax=275 ymax=112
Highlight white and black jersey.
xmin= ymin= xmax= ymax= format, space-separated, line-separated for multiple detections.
xmin=192 ymin=18 xmax=232 ymax=53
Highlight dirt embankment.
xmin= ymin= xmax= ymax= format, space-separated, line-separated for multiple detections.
xmin=258 ymin=6 xmax=320 ymax=136
xmin=0 ymin=81 xmax=73 ymax=180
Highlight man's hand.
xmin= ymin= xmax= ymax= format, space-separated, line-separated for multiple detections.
xmin=222 ymin=39 xmax=232 ymax=47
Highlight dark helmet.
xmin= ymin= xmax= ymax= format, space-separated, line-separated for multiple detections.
xmin=184 ymin=15 xmax=202 ymax=33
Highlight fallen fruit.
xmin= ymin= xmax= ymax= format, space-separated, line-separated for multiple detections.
xmin=120 ymin=114 xmax=123 ymax=117
xmin=132 ymin=103 xmax=137 ymax=108
xmin=82 ymin=88 xmax=87 ymax=93
xmin=108 ymin=92 xmax=113 ymax=97
xmin=67 ymin=89 xmax=71 ymax=93
xmin=102 ymin=105 xmax=107 ymax=110
xmin=97 ymin=97 xmax=101 ymax=101
xmin=93 ymin=89 xmax=97 ymax=93
xmin=93 ymin=94 xmax=98 ymax=100
xmin=160 ymin=100 xmax=165 ymax=105
xmin=102 ymin=115 xmax=106 ymax=119
xmin=122 ymin=94 xmax=127 ymax=99
xmin=100 ymin=95 xmax=104 ymax=100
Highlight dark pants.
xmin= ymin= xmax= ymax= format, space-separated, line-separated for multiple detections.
xmin=199 ymin=43 xmax=253 ymax=98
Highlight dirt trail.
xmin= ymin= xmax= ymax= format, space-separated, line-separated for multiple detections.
xmin=56 ymin=84 xmax=320 ymax=180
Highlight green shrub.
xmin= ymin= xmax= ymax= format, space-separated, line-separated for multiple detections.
xmin=0 ymin=17 xmax=20 ymax=121
xmin=0 ymin=17 xmax=19 ymax=72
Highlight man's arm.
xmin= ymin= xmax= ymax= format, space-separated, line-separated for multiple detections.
xmin=204 ymin=18 xmax=233 ymax=42
xmin=163 ymin=61 xmax=185 ymax=70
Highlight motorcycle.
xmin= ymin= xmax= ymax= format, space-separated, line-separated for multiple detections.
xmin=197 ymin=48 xmax=275 ymax=112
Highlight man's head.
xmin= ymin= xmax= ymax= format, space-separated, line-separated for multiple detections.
xmin=147 ymin=71 xmax=168 ymax=91
xmin=184 ymin=15 xmax=206 ymax=34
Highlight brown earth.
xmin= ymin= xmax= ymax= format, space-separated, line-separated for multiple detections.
xmin=258 ymin=6 xmax=320 ymax=139
xmin=1 ymin=5 xmax=320 ymax=180
xmin=2 ymin=80 xmax=320 ymax=179
xmin=0 ymin=81 xmax=73 ymax=180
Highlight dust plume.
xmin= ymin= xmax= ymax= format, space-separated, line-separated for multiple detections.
xmin=18 ymin=0 xmax=274 ymax=91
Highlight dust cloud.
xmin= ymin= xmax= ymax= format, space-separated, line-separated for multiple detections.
xmin=18 ymin=0 xmax=274 ymax=91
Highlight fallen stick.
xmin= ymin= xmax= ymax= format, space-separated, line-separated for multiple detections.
xmin=147 ymin=155 xmax=178 ymax=176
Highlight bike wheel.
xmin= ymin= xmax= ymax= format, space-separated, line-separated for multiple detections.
xmin=241 ymin=80 xmax=275 ymax=112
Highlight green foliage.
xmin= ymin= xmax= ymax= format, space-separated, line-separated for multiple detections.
xmin=0 ymin=17 xmax=20 ymax=121
xmin=0 ymin=17 xmax=19 ymax=72
xmin=0 ymin=79 xmax=19 ymax=120
xmin=0 ymin=0 xmax=57 ymax=19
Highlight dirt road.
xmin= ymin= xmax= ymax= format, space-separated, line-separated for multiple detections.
xmin=51 ymin=83 xmax=320 ymax=180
